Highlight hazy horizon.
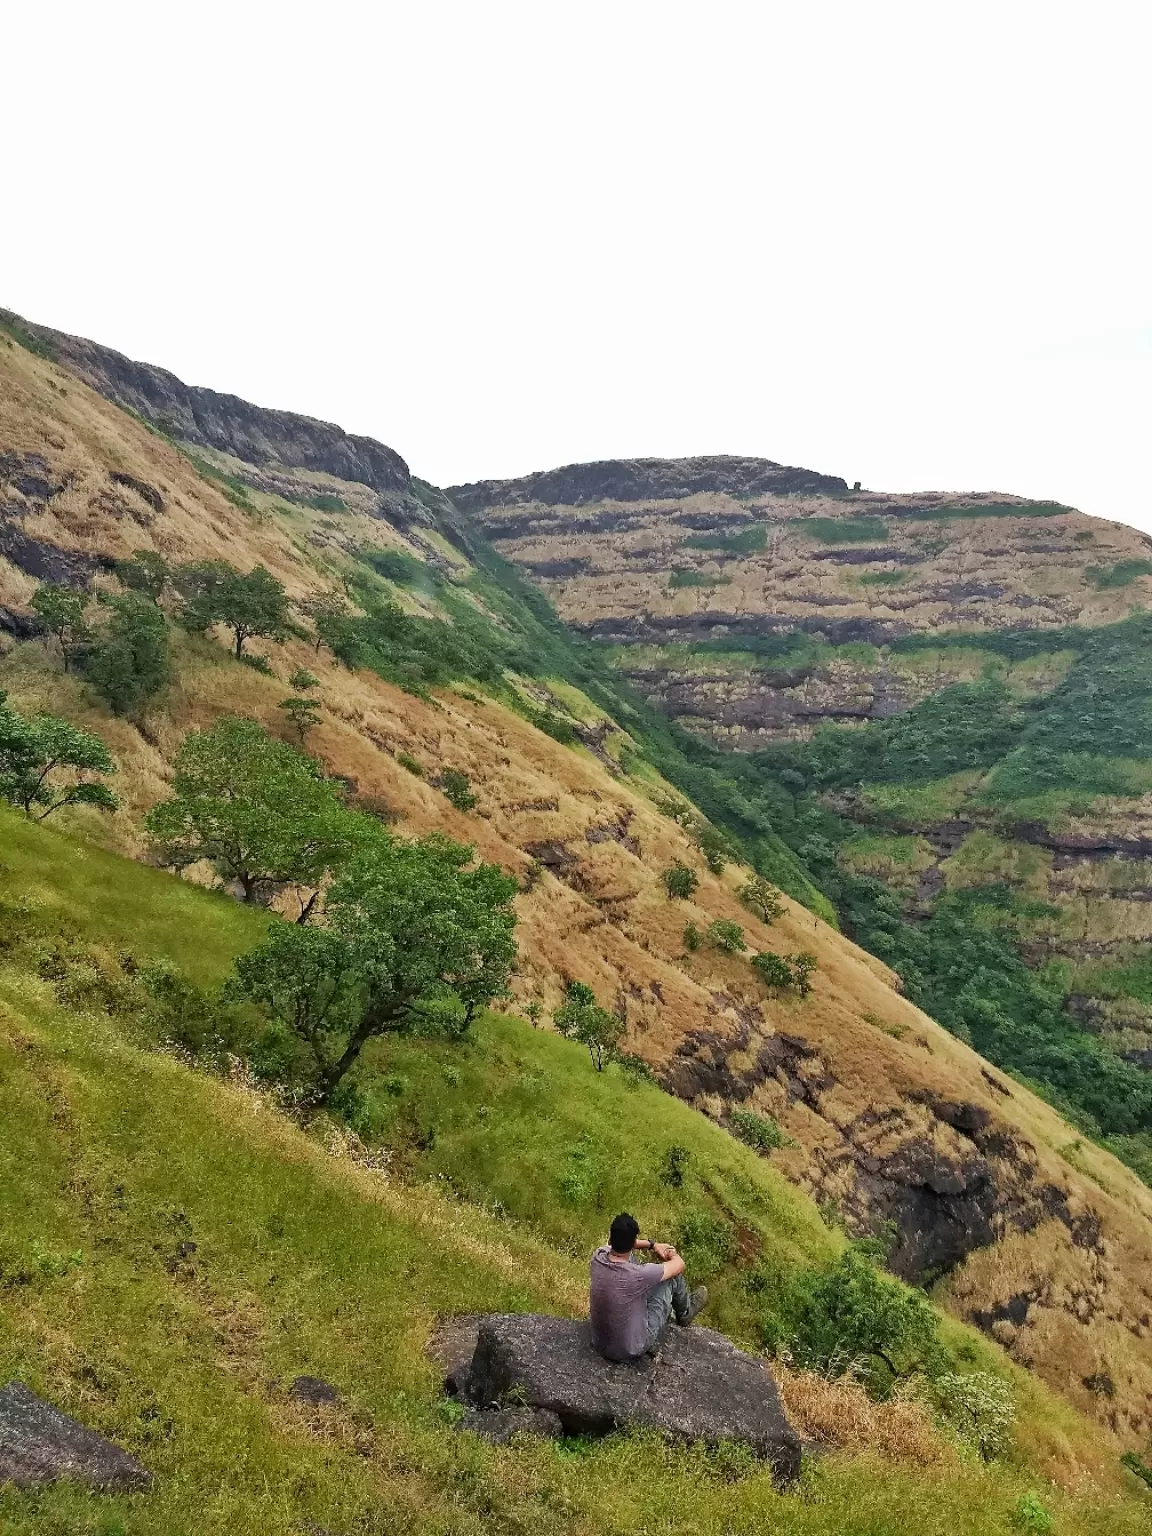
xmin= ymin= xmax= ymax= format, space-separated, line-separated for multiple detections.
xmin=4 ymin=2 xmax=1149 ymax=529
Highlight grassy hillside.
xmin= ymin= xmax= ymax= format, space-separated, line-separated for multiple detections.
xmin=2 ymin=811 xmax=1150 ymax=1534
xmin=7 ymin=327 xmax=1152 ymax=1454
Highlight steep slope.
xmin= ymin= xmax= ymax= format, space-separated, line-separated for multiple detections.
xmin=2 ymin=813 xmax=1147 ymax=1532
xmin=3 ymin=316 xmax=1152 ymax=1449
xmin=454 ymin=464 xmax=1152 ymax=1159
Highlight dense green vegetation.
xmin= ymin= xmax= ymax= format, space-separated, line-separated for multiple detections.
xmin=789 ymin=518 xmax=891 ymax=543
xmin=682 ymin=523 xmax=768 ymax=553
xmin=720 ymin=617 xmax=1152 ymax=1159
xmin=1085 ymin=558 xmax=1152 ymax=589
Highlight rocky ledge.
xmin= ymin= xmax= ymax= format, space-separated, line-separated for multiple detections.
xmin=433 ymin=1313 xmax=800 ymax=1479
xmin=448 ymin=454 xmax=847 ymax=510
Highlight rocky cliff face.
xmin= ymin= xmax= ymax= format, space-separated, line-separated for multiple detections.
xmin=0 ymin=308 xmax=423 ymax=520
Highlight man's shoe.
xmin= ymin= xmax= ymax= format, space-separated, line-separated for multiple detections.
xmin=677 ymin=1287 xmax=708 ymax=1326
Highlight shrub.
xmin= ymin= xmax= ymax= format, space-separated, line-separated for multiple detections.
xmin=397 ymin=751 xmax=424 ymax=776
xmin=761 ymin=1246 xmax=941 ymax=1398
xmin=288 ymin=667 xmax=320 ymax=692
xmin=659 ymin=1144 xmax=692 ymax=1187
xmin=707 ymin=918 xmax=746 ymax=954
xmin=739 ymin=874 xmax=785 ymax=924
xmin=239 ymin=652 xmax=274 ymax=675
xmin=553 ymin=982 xmax=625 ymax=1071
xmin=730 ymin=1107 xmax=791 ymax=1151
xmin=1010 ymin=1492 xmax=1052 ymax=1533
xmin=683 ymin=921 xmax=701 ymax=951
xmin=1121 ymin=1450 xmax=1152 ymax=1488
xmin=615 ymin=1052 xmax=654 ymax=1087
xmin=674 ymin=1209 xmax=737 ymax=1280
xmin=662 ymin=861 xmax=698 ymax=899
xmin=751 ymin=951 xmax=794 ymax=990
xmin=751 ymin=950 xmax=817 ymax=995
xmin=367 ymin=548 xmax=425 ymax=584
xmin=926 ymin=1371 xmax=1015 ymax=1462
xmin=438 ymin=768 xmax=477 ymax=812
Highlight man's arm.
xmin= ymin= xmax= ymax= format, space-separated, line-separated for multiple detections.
xmin=648 ymin=1241 xmax=686 ymax=1281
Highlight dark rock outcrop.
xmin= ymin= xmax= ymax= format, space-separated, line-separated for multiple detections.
xmin=449 ymin=455 xmax=847 ymax=511
xmin=0 ymin=1381 xmax=151 ymax=1491
xmin=457 ymin=1313 xmax=800 ymax=1477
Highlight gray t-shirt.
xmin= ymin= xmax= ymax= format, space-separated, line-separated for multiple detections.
xmin=589 ymin=1246 xmax=667 ymax=1361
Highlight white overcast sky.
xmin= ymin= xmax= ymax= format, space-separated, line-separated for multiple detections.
xmin=4 ymin=2 xmax=1150 ymax=527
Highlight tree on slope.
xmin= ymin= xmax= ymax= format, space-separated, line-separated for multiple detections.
xmin=30 ymin=583 xmax=90 ymax=672
xmin=0 ymin=691 xmax=118 ymax=821
xmin=230 ymin=834 xmax=518 ymax=1105
xmin=145 ymin=717 xmax=373 ymax=912
xmin=553 ymin=980 xmax=626 ymax=1071
xmin=84 ymin=592 xmax=170 ymax=716
xmin=177 ymin=561 xmax=288 ymax=658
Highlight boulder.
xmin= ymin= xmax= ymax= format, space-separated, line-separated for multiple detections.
xmin=0 ymin=1381 xmax=151 ymax=1491
xmin=462 ymin=1315 xmax=800 ymax=1479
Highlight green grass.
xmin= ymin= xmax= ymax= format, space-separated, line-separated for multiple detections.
xmin=789 ymin=518 xmax=891 ymax=544
xmin=0 ymin=818 xmax=1146 ymax=1533
xmin=682 ymin=524 xmax=768 ymax=554
xmin=857 ymin=571 xmax=907 ymax=588
xmin=0 ymin=808 xmax=270 ymax=985
xmin=1085 ymin=559 xmax=1152 ymax=589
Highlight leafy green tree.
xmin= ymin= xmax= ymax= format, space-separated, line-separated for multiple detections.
xmin=288 ymin=667 xmax=319 ymax=692
xmin=0 ymin=691 xmax=118 ymax=821
xmin=553 ymin=981 xmax=626 ymax=1071
xmin=145 ymin=717 xmax=371 ymax=911
xmin=662 ymin=861 xmax=698 ymax=899
xmin=30 ymin=583 xmax=90 ymax=672
xmin=761 ymin=1246 xmax=941 ymax=1397
xmin=230 ymin=834 xmax=518 ymax=1104
xmin=790 ymin=951 xmax=817 ymax=995
xmin=176 ymin=561 xmax=288 ymax=658
xmin=115 ymin=549 xmax=171 ymax=602
xmin=740 ymin=874 xmax=785 ymax=924
xmin=84 ymin=593 xmax=169 ymax=715
xmin=707 ymin=918 xmax=746 ymax=953
xmin=279 ymin=695 xmax=322 ymax=744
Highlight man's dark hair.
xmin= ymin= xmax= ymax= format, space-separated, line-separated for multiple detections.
xmin=609 ymin=1212 xmax=639 ymax=1254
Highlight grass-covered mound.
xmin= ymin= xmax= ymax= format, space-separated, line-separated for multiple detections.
xmin=1 ymin=812 xmax=1149 ymax=1533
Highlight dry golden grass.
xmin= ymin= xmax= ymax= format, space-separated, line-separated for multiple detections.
xmin=776 ymin=1365 xmax=954 ymax=1466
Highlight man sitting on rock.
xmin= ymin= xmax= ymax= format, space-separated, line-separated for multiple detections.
xmin=589 ymin=1212 xmax=707 ymax=1362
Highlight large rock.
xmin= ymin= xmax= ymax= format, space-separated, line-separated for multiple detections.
xmin=0 ymin=1381 xmax=152 ymax=1490
xmin=462 ymin=1315 xmax=800 ymax=1479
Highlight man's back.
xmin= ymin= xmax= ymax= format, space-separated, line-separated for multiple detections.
xmin=588 ymin=1246 xmax=667 ymax=1362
